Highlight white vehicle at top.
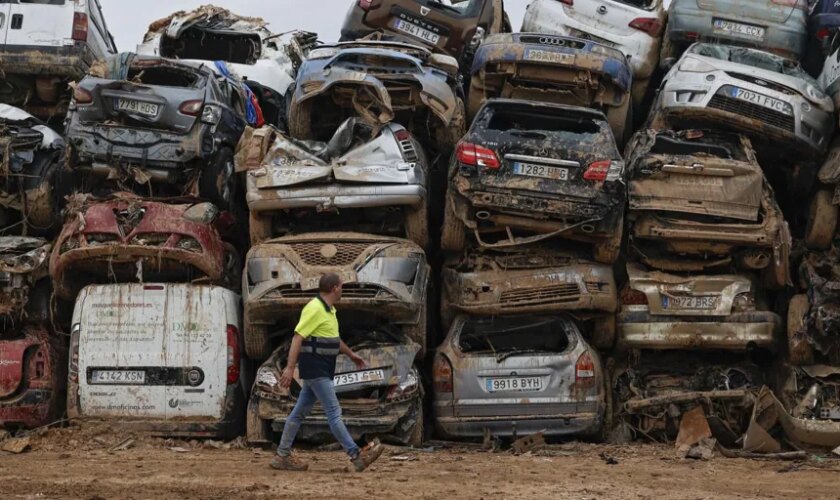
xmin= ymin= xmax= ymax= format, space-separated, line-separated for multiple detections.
xmin=521 ymin=0 xmax=666 ymax=106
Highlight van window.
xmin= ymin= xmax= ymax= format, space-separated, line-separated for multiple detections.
xmin=416 ymin=0 xmax=482 ymax=17
xmin=614 ymin=0 xmax=658 ymax=10
xmin=19 ymin=0 xmax=66 ymax=4
xmin=458 ymin=316 xmax=572 ymax=360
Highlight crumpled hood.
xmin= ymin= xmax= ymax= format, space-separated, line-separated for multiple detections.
xmin=0 ymin=104 xmax=64 ymax=149
xmin=0 ymin=237 xmax=50 ymax=275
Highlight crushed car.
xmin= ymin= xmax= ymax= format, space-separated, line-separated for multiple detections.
xmin=441 ymin=247 xmax=618 ymax=348
xmin=522 ymin=0 xmax=667 ymax=107
xmin=65 ymin=54 xmax=251 ymax=209
xmin=433 ymin=314 xmax=606 ymax=440
xmin=466 ymin=33 xmax=633 ymax=142
xmin=0 ymin=105 xmax=66 ymax=234
xmin=287 ymin=40 xmax=465 ymax=156
xmin=625 ymin=128 xmax=791 ymax=288
xmin=49 ymin=195 xmax=240 ymax=301
xmin=787 ymin=244 xmax=840 ymax=366
xmin=247 ymin=324 xmax=423 ymax=446
xmin=239 ymin=118 xmax=430 ymax=248
xmin=652 ymin=43 xmax=835 ymax=162
xmin=243 ymin=232 xmax=429 ymax=360
xmin=441 ymin=99 xmax=626 ymax=264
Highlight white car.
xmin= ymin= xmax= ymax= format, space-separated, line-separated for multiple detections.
xmin=521 ymin=0 xmax=666 ymax=106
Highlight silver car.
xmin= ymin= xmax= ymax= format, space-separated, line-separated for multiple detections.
xmin=654 ymin=43 xmax=834 ymax=159
xmin=433 ymin=314 xmax=605 ymax=439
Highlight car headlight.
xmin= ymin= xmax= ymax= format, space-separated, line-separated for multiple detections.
xmin=387 ymin=368 xmax=420 ymax=400
xmin=201 ymin=105 xmax=222 ymax=125
xmin=257 ymin=367 xmax=279 ymax=388
xmin=679 ymin=58 xmax=717 ymax=73
xmin=806 ymin=85 xmax=827 ymax=101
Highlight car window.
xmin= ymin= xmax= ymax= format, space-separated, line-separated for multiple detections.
xmin=18 ymin=0 xmax=66 ymax=4
xmin=126 ymin=65 xmax=203 ymax=88
xmin=690 ymin=44 xmax=821 ymax=88
xmin=458 ymin=316 xmax=572 ymax=356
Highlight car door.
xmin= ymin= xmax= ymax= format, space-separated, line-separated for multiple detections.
xmin=0 ymin=1 xmax=12 ymax=47
xmin=86 ymin=0 xmax=117 ymax=58
xmin=4 ymin=0 xmax=73 ymax=49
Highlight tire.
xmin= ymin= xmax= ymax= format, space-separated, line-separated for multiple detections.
xmin=466 ymin=79 xmax=484 ymax=123
xmin=406 ymin=402 xmax=424 ymax=447
xmin=221 ymin=243 xmax=242 ymax=291
xmin=434 ymin=98 xmax=466 ymax=154
xmin=440 ymin=195 xmax=466 ymax=252
xmin=787 ymin=294 xmax=815 ymax=366
xmin=805 ymin=189 xmax=838 ymax=250
xmin=596 ymin=363 xmax=615 ymax=443
xmin=249 ymin=211 xmax=272 ymax=247
xmin=246 ymin=396 xmax=272 ymax=445
xmin=593 ymin=220 xmax=623 ymax=265
xmin=245 ymin=324 xmax=273 ymax=361
xmin=404 ymin=199 xmax=429 ymax=250
xmin=199 ymin=147 xmax=238 ymax=212
xmin=590 ymin=315 xmax=616 ymax=350
xmin=288 ymin=99 xmax=315 ymax=140
xmin=605 ymin=97 xmax=631 ymax=147
xmin=659 ymin=32 xmax=678 ymax=70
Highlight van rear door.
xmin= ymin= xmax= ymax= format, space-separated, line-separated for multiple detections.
xmin=0 ymin=3 xmax=12 ymax=47
xmin=4 ymin=0 xmax=74 ymax=49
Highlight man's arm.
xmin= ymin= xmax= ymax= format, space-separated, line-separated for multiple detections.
xmin=279 ymin=333 xmax=306 ymax=388
xmin=340 ymin=340 xmax=366 ymax=369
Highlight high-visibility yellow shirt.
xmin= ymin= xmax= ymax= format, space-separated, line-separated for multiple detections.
xmin=295 ymin=296 xmax=339 ymax=339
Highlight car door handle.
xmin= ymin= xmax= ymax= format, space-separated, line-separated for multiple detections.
xmin=11 ymin=13 xmax=22 ymax=30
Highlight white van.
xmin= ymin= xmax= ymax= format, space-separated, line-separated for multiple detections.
xmin=67 ymin=284 xmax=246 ymax=438
xmin=0 ymin=0 xmax=116 ymax=112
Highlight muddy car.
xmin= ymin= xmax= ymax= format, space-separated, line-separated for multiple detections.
xmin=243 ymin=232 xmax=429 ymax=360
xmin=0 ymin=105 xmax=65 ymax=233
xmin=441 ymin=99 xmax=626 ymax=264
xmin=433 ymin=314 xmax=606 ymax=439
xmin=626 ymin=128 xmax=791 ymax=288
xmin=0 ymin=237 xmax=53 ymax=325
xmin=466 ymin=33 xmax=633 ymax=142
xmin=441 ymin=247 xmax=618 ymax=347
xmin=787 ymin=245 xmax=840 ymax=366
xmin=247 ymin=324 xmax=423 ymax=446
xmin=339 ymin=0 xmax=510 ymax=68
xmin=652 ymin=43 xmax=834 ymax=161
xmin=288 ymin=40 xmax=465 ymax=156
xmin=50 ymin=196 xmax=240 ymax=301
xmin=240 ymin=118 xmax=430 ymax=248
xmin=64 ymin=55 xmax=250 ymax=209
xmin=618 ymin=263 xmax=782 ymax=351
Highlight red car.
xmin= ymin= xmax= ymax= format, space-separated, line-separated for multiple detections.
xmin=50 ymin=196 xmax=240 ymax=300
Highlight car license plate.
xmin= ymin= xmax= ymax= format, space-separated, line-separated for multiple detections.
xmin=334 ymin=369 xmax=385 ymax=387
xmin=116 ymin=98 xmax=159 ymax=117
xmin=513 ymin=162 xmax=568 ymax=180
xmin=393 ymin=19 xmax=440 ymax=44
xmin=91 ymin=369 xmax=146 ymax=384
xmin=486 ymin=376 xmax=542 ymax=393
xmin=524 ymin=49 xmax=574 ymax=64
xmin=713 ymin=19 xmax=766 ymax=41
xmin=729 ymin=87 xmax=792 ymax=116
xmin=661 ymin=295 xmax=720 ymax=310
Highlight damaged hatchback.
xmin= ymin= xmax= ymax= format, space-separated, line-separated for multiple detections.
xmin=247 ymin=324 xmax=423 ymax=446
xmin=442 ymin=99 xmax=625 ymax=264
xmin=243 ymin=233 xmax=429 ymax=360
xmin=433 ymin=314 xmax=606 ymax=439
xmin=65 ymin=55 xmax=250 ymax=209
xmin=240 ymin=118 xmax=430 ymax=248
xmin=625 ymin=128 xmax=791 ymax=288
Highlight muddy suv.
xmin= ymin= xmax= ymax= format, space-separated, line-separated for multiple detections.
xmin=339 ymin=0 xmax=509 ymax=68
xmin=441 ymin=99 xmax=626 ymax=264
xmin=467 ymin=33 xmax=633 ymax=142
xmin=240 ymin=118 xmax=430 ymax=248
xmin=248 ymin=325 xmax=423 ymax=446
xmin=626 ymin=129 xmax=791 ymax=288
xmin=65 ymin=55 xmax=250 ymax=210
xmin=243 ymin=233 xmax=430 ymax=360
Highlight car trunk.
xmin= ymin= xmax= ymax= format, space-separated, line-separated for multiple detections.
xmin=563 ymin=0 xmax=656 ymax=38
xmin=696 ymin=0 xmax=798 ymax=24
xmin=160 ymin=28 xmax=261 ymax=65
xmin=452 ymin=316 xmax=589 ymax=418
xmin=475 ymin=104 xmax=617 ymax=201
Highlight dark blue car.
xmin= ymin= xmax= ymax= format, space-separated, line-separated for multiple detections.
xmin=811 ymin=0 xmax=840 ymax=53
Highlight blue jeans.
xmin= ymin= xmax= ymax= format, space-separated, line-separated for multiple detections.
xmin=276 ymin=377 xmax=360 ymax=458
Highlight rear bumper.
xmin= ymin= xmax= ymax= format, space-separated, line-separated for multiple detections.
xmin=0 ymin=44 xmax=93 ymax=77
xmin=246 ymin=184 xmax=425 ymax=212
xmin=72 ymin=418 xmax=239 ymax=439
xmin=0 ymin=389 xmax=58 ymax=429
xmin=434 ymin=412 xmax=602 ymax=438
xmin=618 ymin=310 xmax=781 ymax=350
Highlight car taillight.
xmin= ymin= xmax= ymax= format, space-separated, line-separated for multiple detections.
xmin=395 ymin=129 xmax=411 ymax=141
xmin=575 ymin=352 xmax=595 ymax=384
xmin=358 ymin=0 xmax=380 ymax=11
xmin=433 ymin=354 xmax=453 ymax=393
xmin=817 ymin=28 xmax=832 ymax=40
xmin=620 ymin=286 xmax=648 ymax=306
xmin=227 ymin=325 xmax=240 ymax=384
xmin=456 ymin=141 xmax=500 ymax=170
xmin=179 ymin=100 xmax=203 ymax=116
xmin=72 ymin=13 xmax=88 ymax=42
xmin=583 ymin=160 xmax=611 ymax=181
xmin=629 ymin=18 xmax=662 ymax=37
xmin=73 ymin=86 xmax=93 ymax=104
xmin=558 ymin=0 xmax=573 ymax=5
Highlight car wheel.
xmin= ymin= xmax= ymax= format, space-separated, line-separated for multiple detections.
xmin=593 ymin=221 xmax=623 ymax=265
xmin=659 ymin=32 xmax=678 ymax=70
xmin=249 ymin=211 xmax=272 ymax=247
xmin=805 ymin=189 xmax=838 ymax=250
xmin=221 ymin=243 xmax=242 ymax=290
xmin=605 ymin=97 xmax=631 ymax=147
xmin=440 ymin=194 xmax=466 ymax=252
xmin=406 ymin=402 xmax=424 ymax=447
xmin=288 ymin=99 xmax=315 ymax=140
xmin=466 ymin=79 xmax=484 ymax=123
xmin=435 ymin=98 xmax=466 ymax=155
xmin=246 ymin=395 xmax=272 ymax=445
xmin=404 ymin=199 xmax=429 ymax=250
xmin=245 ymin=324 xmax=273 ymax=361
xmin=200 ymin=147 xmax=238 ymax=211
xmin=590 ymin=315 xmax=616 ymax=350
xmin=787 ymin=294 xmax=815 ymax=366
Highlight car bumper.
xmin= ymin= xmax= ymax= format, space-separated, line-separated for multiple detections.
xmin=246 ymin=184 xmax=425 ymax=212
xmin=434 ymin=411 xmax=602 ymax=438
xmin=618 ymin=309 xmax=781 ymax=350
xmin=72 ymin=417 xmax=239 ymax=438
xmin=0 ymin=389 xmax=59 ymax=429
xmin=630 ymin=212 xmax=779 ymax=249
xmin=0 ymin=44 xmax=94 ymax=77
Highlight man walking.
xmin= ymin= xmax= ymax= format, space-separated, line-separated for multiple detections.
xmin=270 ymin=272 xmax=384 ymax=472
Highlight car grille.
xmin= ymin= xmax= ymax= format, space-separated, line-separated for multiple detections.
xmin=311 ymin=398 xmax=383 ymax=418
xmin=499 ymin=283 xmax=581 ymax=306
xmin=288 ymin=242 xmax=372 ymax=266
xmin=266 ymin=284 xmax=394 ymax=300
xmin=707 ymin=95 xmax=795 ymax=132
xmin=724 ymin=73 xmax=795 ymax=96
xmin=455 ymin=401 xmax=598 ymax=418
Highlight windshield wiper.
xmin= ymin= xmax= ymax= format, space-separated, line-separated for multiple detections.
xmin=426 ymin=0 xmax=461 ymax=14
xmin=495 ymin=349 xmax=541 ymax=363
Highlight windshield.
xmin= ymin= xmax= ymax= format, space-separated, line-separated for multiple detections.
xmin=690 ymin=44 xmax=821 ymax=88
xmin=419 ymin=0 xmax=482 ymax=16
xmin=458 ymin=316 xmax=571 ymax=361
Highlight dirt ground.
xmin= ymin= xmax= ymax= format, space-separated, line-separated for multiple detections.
xmin=0 ymin=425 xmax=837 ymax=499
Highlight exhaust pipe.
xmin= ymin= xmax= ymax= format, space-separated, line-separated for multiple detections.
xmin=580 ymin=224 xmax=596 ymax=234
xmin=475 ymin=211 xmax=491 ymax=220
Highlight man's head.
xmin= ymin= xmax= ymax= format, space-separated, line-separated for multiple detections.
xmin=318 ymin=273 xmax=343 ymax=305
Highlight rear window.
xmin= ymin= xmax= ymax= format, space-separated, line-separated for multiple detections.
xmin=650 ymin=130 xmax=749 ymax=161
xmin=689 ymin=44 xmax=820 ymax=88
xmin=484 ymin=106 xmax=615 ymax=150
xmin=127 ymin=65 xmax=202 ymax=88
xmin=19 ymin=0 xmax=66 ymax=4
xmin=458 ymin=316 xmax=572 ymax=358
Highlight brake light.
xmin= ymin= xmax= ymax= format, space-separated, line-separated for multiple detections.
xmin=620 ymin=286 xmax=648 ymax=306
xmin=395 ymin=129 xmax=411 ymax=141
xmin=817 ymin=28 xmax=832 ymax=40
xmin=456 ymin=141 xmax=500 ymax=170
xmin=558 ymin=0 xmax=573 ymax=5
xmin=179 ymin=100 xmax=203 ymax=116
xmin=583 ymin=160 xmax=611 ymax=181
xmin=73 ymin=86 xmax=93 ymax=104
xmin=575 ymin=352 xmax=596 ymax=384
xmin=72 ymin=13 xmax=88 ymax=42
xmin=227 ymin=325 xmax=241 ymax=384
xmin=358 ymin=0 xmax=379 ymax=11
xmin=433 ymin=354 xmax=453 ymax=393
xmin=629 ymin=18 xmax=662 ymax=37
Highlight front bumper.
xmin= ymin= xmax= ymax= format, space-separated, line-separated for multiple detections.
xmin=246 ymin=183 xmax=425 ymax=212
xmin=618 ymin=309 xmax=781 ymax=350
xmin=0 ymin=389 xmax=58 ymax=429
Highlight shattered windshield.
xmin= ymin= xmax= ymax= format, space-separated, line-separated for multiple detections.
xmin=690 ymin=44 xmax=821 ymax=88
xmin=458 ymin=316 xmax=571 ymax=361
xmin=485 ymin=105 xmax=616 ymax=154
